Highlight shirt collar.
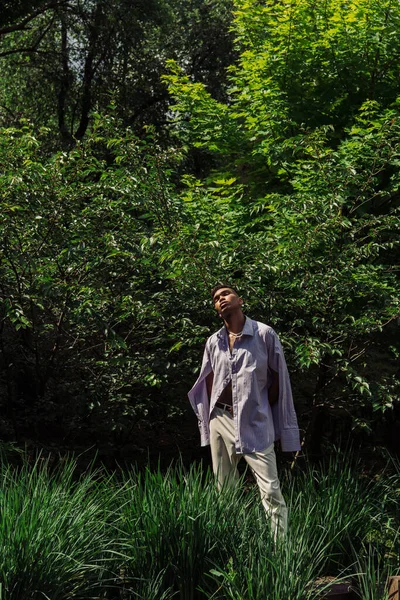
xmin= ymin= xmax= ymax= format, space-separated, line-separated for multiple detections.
xmin=242 ymin=316 xmax=254 ymax=336
xmin=217 ymin=316 xmax=254 ymax=339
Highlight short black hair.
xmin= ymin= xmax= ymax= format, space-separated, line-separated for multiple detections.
xmin=211 ymin=283 xmax=240 ymax=300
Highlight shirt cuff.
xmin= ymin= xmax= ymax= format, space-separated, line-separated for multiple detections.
xmin=280 ymin=428 xmax=301 ymax=452
xmin=199 ymin=421 xmax=210 ymax=447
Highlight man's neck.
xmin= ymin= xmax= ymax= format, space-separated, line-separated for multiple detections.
xmin=224 ymin=312 xmax=245 ymax=334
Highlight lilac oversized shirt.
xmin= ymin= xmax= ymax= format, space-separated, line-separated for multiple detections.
xmin=188 ymin=317 xmax=301 ymax=454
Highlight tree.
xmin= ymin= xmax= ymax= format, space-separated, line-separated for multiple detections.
xmin=0 ymin=113 xmax=198 ymax=448
xmin=161 ymin=0 xmax=400 ymax=451
xmin=0 ymin=0 xmax=235 ymax=144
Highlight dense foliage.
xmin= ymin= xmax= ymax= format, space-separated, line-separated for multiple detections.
xmin=0 ymin=0 xmax=399 ymax=454
xmin=0 ymin=115 xmax=204 ymax=448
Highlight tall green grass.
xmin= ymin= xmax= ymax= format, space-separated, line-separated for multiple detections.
xmin=0 ymin=448 xmax=398 ymax=599
xmin=115 ymin=462 xmax=268 ymax=599
xmin=0 ymin=456 xmax=115 ymax=600
xmin=205 ymin=456 xmax=399 ymax=600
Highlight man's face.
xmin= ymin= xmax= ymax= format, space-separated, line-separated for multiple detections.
xmin=212 ymin=287 xmax=243 ymax=318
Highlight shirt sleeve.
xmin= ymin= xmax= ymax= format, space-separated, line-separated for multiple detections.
xmin=267 ymin=329 xmax=301 ymax=452
xmin=187 ymin=340 xmax=213 ymax=446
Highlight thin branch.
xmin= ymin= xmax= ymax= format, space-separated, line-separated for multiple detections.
xmin=0 ymin=48 xmax=54 ymax=57
xmin=0 ymin=13 xmax=56 ymax=58
xmin=0 ymin=103 xmax=18 ymax=118
xmin=0 ymin=0 xmax=68 ymax=36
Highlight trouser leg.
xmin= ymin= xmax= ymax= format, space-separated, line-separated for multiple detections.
xmin=209 ymin=407 xmax=241 ymax=490
xmin=209 ymin=408 xmax=287 ymax=539
xmin=244 ymin=444 xmax=288 ymax=540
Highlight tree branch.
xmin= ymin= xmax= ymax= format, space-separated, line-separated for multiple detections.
xmin=57 ymin=12 xmax=73 ymax=144
xmin=0 ymin=48 xmax=55 ymax=58
xmin=0 ymin=0 xmax=68 ymax=36
xmin=74 ymin=1 xmax=105 ymax=140
xmin=0 ymin=12 xmax=57 ymax=58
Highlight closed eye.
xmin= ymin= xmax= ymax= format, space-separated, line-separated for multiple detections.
xmin=213 ymin=289 xmax=232 ymax=304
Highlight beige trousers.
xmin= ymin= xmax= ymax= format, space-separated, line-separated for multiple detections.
xmin=210 ymin=407 xmax=287 ymax=539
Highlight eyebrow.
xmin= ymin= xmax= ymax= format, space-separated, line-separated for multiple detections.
xmin=213 ymin=289 xmax=233 ymax=303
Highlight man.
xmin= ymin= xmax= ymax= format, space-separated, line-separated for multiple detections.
xmin=188 ymin=284 xmax=301 ymax=539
